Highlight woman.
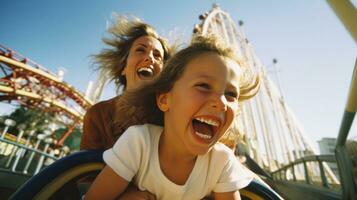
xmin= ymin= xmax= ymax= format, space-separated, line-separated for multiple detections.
xmin=80 ymin=16 xmax=172 ymax=150
xmin=79 ymin=16 xmax=172 ymax=199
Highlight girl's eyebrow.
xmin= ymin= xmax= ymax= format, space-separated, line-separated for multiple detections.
xmin=195 ymin=74 xmax=216 ymax=80
xmin=136 ymin=43 xmax=148 ymax=47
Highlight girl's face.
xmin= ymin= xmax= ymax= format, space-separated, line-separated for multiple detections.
xmin=158 ymin=52 xmax=241 ymax=156
xmin=122 ymin=36 xmax=164 ymax=90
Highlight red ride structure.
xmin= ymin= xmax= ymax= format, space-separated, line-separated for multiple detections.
xmin=0 ymin=45 xmax=93 ymax=146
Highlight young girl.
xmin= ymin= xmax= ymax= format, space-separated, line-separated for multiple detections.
xmin=85 ymin=35 xmax=260 ymax=200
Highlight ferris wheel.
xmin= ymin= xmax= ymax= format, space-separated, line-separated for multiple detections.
xmin=192 ymin=4 xmax=320 ymax=174
xmin=193 ymin=4 xmax=260 ymax=73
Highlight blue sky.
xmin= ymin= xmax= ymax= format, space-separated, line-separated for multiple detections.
xmin=1 ymin=0 xmax=356 ymax=147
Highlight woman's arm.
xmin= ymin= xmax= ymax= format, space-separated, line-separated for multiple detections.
xmin=214 ymin=191 xmax=241 ymax=200
xmin=85 ymin=166 xmax=129 ymax=200
xmin=80 ymin=106 xmax=105 ymax=150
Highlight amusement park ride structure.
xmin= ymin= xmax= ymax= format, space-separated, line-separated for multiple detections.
xmin=0 ymin=45 xmax=93 ymax=145
xmin=192 ymin=4 xmax=321 ymax=172
xmin=0 ymin=44 xmax=94 ymax=197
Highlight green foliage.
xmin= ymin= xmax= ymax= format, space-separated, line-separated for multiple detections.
xmin=1 ymin=106 xmax=54 ymax=135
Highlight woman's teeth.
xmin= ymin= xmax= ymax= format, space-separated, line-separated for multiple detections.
xmin=137 ymin=67 xmax=154 ymax=78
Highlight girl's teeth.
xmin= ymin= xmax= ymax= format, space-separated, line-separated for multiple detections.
xmin=195 ymin=131 xmax=212 ymax=139
xmin=196 ymin=117 xmax=219 ymax=126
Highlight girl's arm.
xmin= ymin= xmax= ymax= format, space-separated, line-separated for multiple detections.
xmin=119 ymin=186 xmax=156 ymax=200
xmin=214 ymin=191 xmax=241 ymax=200
xmin=85 ymin=165 xmax=129 ymax=200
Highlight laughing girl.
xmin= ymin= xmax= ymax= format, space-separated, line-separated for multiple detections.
xmin=85 ymin=35 xmax=260 ymax=200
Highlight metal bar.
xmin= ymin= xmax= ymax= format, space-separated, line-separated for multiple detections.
xmin=1 ymin=126 xmax=9 ymax=139
xmin=303 ymin=160 xmax=311 ymax=184
xmin=22 ymin=139 xmax=42 ymax=174
xmin=268 ymin=83 xmax=289 ymax=166
xmin=265 ymin=76 xmax=294 ymax=164
xmin=326 ymin=0 xmax=357 ymax=42
xmin=318 ymin=159 xmax=330 ymax=188
xmin=5 ymin=129 xmax=24 ymax=168
xmin=335 ymin=59 xmax=357 ymax=199
xmin=217 ymin=13 xmax=230 ymax=44
xmin=336 ymin=111 xmax=357 ymax=199
xmin=0 ymin=138 xmax=57 ymax=160
xmin=255 ymin=93 xmax=274 ymax=170
xmin=11 ymin=147 xmax=24 ymax=172
xmin=34 ymin=143 xmax=50 ymax=174
xmin=240 ymin=97 xmax=259 ymax=164
xmin=258 ymin=91 xmax=280 ymax=169
xmin=21 ymin=130 xmax=35 ymax=157
xmin=0 ymin=85 xmax=83 ymax=121
xmin=10 ymin=129 xmax=26 ymax=171
xmin=0 ymin=55 xmax=93 ymax=106
xmin=336 ymin=142 xmax=356 ymax=199
xmin=337 ymin=112 xmax=356 ymax=146
xmin=57 ymin=121 xmax=78 ymax=146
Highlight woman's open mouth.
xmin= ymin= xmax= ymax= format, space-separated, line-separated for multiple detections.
xmin=192 ymin=116 xmax=221 ymax=142
xmin=137 ymin=67 xmax=154 ymax=80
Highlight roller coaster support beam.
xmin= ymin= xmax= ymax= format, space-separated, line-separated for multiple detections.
xmin=57 ymin=121 xmax=79 ymax=147
xmin=335 ymin=59 xmax=357 ymax=199
xmin=326 ymin=0 xmax=357 ymax=42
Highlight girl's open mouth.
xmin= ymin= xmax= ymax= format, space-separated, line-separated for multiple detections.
xmin=192 ymin=116 xmax=221 ymax=141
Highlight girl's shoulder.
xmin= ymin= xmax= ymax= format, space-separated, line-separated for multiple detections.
xmin=121 ymin=123 xmax=163 ymax=142
xmin=126 ymin=123 xmax=163 ymax=134
xmin=211 ymin=142 xmax=235 ymax=154
xmin=111 ymin=124 xmax=160 ymax=154
xmin=209 ymin=143 xmax=236 ymax=162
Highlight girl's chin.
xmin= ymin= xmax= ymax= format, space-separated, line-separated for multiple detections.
xmin=193 ymin=146 xmax=213 ymax=155
xmin=188 ymin=139 xmax=215 ymax=155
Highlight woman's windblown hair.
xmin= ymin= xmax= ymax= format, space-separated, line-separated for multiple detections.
xmin=94 ymin=15 xmax=172 ymax=90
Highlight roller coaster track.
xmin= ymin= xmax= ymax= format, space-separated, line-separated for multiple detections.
xmin=0 ymin=45 xmax=93 ymax=124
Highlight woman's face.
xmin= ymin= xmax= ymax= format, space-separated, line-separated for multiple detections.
xmin=122 ymin=35 xmax=165 ymax=90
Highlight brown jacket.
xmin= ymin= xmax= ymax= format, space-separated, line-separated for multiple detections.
xmin=80 ymin=96 xmax=120 ymax=150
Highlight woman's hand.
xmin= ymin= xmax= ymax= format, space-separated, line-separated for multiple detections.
xmin=118 ymin=185 xmax=156 ymax=200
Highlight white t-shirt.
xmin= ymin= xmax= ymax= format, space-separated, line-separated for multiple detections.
xmin=103 ymin=124 xmax=252 ymax=200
